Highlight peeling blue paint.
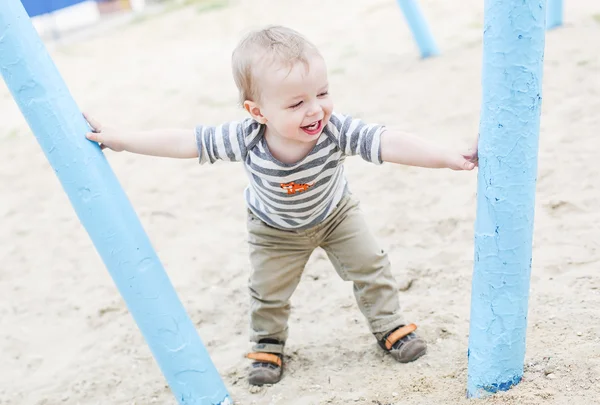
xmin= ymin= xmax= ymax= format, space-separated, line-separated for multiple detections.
xmin=482 ymin=375 xmax=522 ymax=393
xmin=467 ymin=0 xmax=545 ymax=399
xmin=467 ymin=375 xmax=522 ymax=398
xmin=0 ymin=1 xmax=231 ymax=404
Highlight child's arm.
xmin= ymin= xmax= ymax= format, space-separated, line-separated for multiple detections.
xmin=84 ymin=113 xmax=198 ymax=159
xmin=380 ymin=129 xmax=477 ymax=171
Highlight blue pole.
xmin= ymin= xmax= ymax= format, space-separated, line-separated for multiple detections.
xmin=467 ymin=0 xmax=545 ymax=398
xmin=546 ymin=0 xmax=563 ymax=30
xmin=396 ymin=0 xmax=440 ymax=58
xmin=0 ymin=1 xmax=231 ymax=404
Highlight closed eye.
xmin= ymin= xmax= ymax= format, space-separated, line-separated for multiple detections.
xmin=288 ymin=100 xmax=303 ymax=109
xmin=318 ymin=91 xmax=329 ymax=97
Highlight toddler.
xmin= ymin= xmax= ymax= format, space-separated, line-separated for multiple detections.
xmin=85 ymin=25 xmax=478 ymax=386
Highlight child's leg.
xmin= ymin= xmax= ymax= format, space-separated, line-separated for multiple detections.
xmin=247 ymin=213 xmax=314 ymax=342
xmin=246 ymin=211 xmax=314 ymax=384
xmin=319 ymin=196 xmax=402 ymax=333
xmin=319 ymin=196 xmax=427 ymax=362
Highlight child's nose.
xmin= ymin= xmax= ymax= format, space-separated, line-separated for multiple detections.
xmin=307 ymin=102 xmax=321 ymax=116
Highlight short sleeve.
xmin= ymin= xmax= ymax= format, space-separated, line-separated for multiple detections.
xmin=325 ymin=112 xmax=385 ymax=164
xmin=195 ymin=118 xmax=261 ymax=164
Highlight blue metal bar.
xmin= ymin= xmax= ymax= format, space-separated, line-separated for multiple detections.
xmin=0 ymin=1 xmax=231 ymax=404
xmin=467 ymin=0 xmax=546 ymax=398
xmin=396 ymin=0 xmax=440 ymax=58
xmin=546 ymin=0 xmax=563 ymax=30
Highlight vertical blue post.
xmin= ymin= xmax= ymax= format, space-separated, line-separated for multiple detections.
xmin=467 ymin=0 xmax=545 ymax=398
xmin=396 ymin=0 xmax=440 ymax=58
xmin=546 ymin=0 xmax=563 ymax=30
xmin=0 ymin=1 xmax=231 ymax=404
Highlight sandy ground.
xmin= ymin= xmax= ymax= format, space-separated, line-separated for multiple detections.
xmin=1 ymin=0 xmax=600 ymax=404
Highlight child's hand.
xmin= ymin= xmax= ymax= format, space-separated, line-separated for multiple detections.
xmin=84 ymin=113 xmax=125 ymax=152
xmin=450 ymin=136 xmax=479 ymax=171
xmin=447 ymin=152 xmax=476 ymax=171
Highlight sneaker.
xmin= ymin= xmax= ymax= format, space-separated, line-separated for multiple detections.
xmin=378 ymin=323 xmax=427 ymax=363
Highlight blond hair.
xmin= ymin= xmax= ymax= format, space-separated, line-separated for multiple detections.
xmin=231 ymin=25 xmax=320 ymax=105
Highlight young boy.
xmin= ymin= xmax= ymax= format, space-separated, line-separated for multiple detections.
xmin=85 ymin=25 xmax=478 ymax=386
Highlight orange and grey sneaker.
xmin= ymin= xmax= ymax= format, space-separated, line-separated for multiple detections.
xmin=378 ymin=324 xmax=427 ymax=363
xmin=246 ymin=339 xmax=284 ymax=386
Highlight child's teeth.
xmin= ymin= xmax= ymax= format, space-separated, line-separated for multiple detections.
xmin=304 ymin=121 xmax=319 ymax=130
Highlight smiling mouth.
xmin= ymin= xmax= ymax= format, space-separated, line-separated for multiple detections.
xmin=301 ymin=120 xmax=323 ymax=135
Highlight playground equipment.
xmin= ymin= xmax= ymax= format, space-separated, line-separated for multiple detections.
xmin=397 ymin=0 xmax=563 ymax=58
xmin=0 ymin=0 xmax=231 ymax=404
xmin=0 ymin=0 xmax=563 ymax=402
xmin=547 ymin=0 xmax=564 ymax=29
xmin=467 ymin=0 xmax=546 ymax=398
xmin=396 ymin=0 xmax=439 ymax=58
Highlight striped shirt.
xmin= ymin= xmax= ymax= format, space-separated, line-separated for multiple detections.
xmin=195 ymin=112 xmax=385 ymax=230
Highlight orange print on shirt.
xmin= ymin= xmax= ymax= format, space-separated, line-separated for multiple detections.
xmin=280 ymin=182 xmax=313 ymax=195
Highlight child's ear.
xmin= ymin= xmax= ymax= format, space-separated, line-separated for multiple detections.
xmin=244 ymin=100 xmax=267 ymax=124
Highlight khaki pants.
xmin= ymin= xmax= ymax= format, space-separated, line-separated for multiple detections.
xmin=246 ymin=195 xmax=404 ymax=343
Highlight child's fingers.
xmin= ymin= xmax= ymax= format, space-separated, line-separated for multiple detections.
xmin=462 ymin=150 xmax=478 ymax=166
xmin=455 ymin=156 xmax=475 ymax=171
xmin=86 ymin=132 xmax=109 ymax=151
xmin=86 ymin=131 xmax=103 ymax=144
xmin=83 ymin=112 xmax=102 ymax=133
xmin=462 ymin=157 xmax=476 ymax=170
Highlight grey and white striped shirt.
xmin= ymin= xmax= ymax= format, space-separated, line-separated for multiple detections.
xmin=195 ymin=112 xmax=385 ymax=230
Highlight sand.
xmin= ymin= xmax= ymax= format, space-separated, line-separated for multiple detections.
xmin=1 ymin=0 xmax=600 ymax=404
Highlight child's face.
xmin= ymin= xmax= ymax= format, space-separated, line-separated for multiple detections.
xmin=246 ymin=53 xmax=333 ymax=144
